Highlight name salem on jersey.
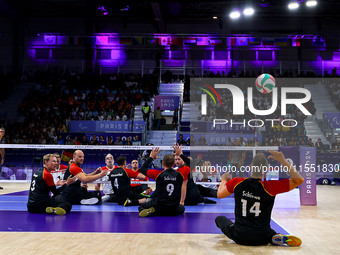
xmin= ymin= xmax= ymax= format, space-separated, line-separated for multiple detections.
xmin=110 ymin=173 xmax=124 ymax=177
xmin=242 ymin=191 xmax=261 ymax=201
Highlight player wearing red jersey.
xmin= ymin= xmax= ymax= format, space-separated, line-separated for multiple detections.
xmin=62 ymin=150 xmax=109 ymax=205
xmin=215 ymin=151 xmax=304 ymax=246
xmin=50 ymin=153 xmax=69 ymax=185
xmin=130 ymin=159 xmax=152 ymax=195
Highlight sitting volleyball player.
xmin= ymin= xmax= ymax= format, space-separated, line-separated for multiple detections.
xmin=27 ymin=154 xmax=76 ymax=215
xmin=196 ymin=160 xmax=221 ymax=198
xmin=138 ymin=147 xmax=189 ymax=217
xmin=215 ymin=151 xmax=304 ymax=246
xmin=95 ymin=154 xmax=118 ymax=202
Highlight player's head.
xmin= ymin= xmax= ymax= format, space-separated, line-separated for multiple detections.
xmin=163 ymin=154 xmax=175 ymax=169
xmin=105 ymin=154 xmax=114 ymax=167
xmin=116 ymin=156 xmax=127 ymax=167
xmin=68 ymin=158 xmax=74 ymax=165
xmin=174 ymin=155 xmax=184 ymax=168
xmin=250 ymin=153 xmax=268 ymax=178
xmin=53 ymin=153 xmax=61 ymax=167
xmin=131 ymin=159 xmax=139 ymax=170
xmin=43 ymin=154 xmax=58 ymax=171
xmin=0 ymin=127 xmax=5 ymax=138
xmin=73 ymin=150 xmax=85 ymax=166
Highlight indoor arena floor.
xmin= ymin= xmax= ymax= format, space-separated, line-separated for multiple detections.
xmin=0 ymin=183 xmax=339 ymax=255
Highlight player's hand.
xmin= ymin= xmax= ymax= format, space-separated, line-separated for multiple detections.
xmin=150 ymin=147 xmax=161 ymax=159
xmin=126 ymin=164 xmax=132 ymax=169
xmin=55 ymin=179 xmax=66 ymax=186
xmin=0 ymin=159 xmax=4 ymax=166
xmin=82 ymin=183 xmax=88 ymax=189
xmin=221 ymin=172 xmax=231 ymax=182
xmin=172 ymin=143 xmax=183 ymax=156
xmin=94 ymin=167 xmax=102 ymax=174
xmin=101 ymin=169 xmax=109 ymax=177
xmin=268 ymin=151 xmax=286 ymax=163
xmin=66 ymin=176 xmax=77 ymax=186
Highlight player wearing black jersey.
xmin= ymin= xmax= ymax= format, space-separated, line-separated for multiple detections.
xmin=215 ymin=151 xmax=304 ymax=246
xmin=107 ymin=156 xmax=148 ymax=206
xmin=27 ymin=154 xmax=75 ymax=215
xmin=138 ymin=147 xmax=189 ymax=217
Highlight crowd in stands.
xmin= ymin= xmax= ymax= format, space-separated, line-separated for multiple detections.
xmin=1 ymin=69 xmax=158 ymax=144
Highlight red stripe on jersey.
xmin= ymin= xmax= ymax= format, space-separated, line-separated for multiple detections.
xmin=226 ymin=177 xmax=246 ymax=194
xmin=43 ymin=168 xmax=55 ymax=187
xmin=261 ymin=179 xmax=290 ymax=196
xmin=177 ymin=166 xmax=190 ymax=180
xmin=146 ymin=169 xmax=162 ymax=180
xmin=124 ymin=168 xmax=139 ymax=178
xmin=59 ymin=164 xmax=68 ymax=170
xmin=70 ymin=162 xmax=83 ymax=176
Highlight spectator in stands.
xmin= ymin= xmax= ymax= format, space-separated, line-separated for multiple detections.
xmin=187 ymin=135 xmax=195 ymax=146
xmin=172 ymin=108 xmax=179 ymax=130
xmin=98 ymin=136 xmax=106 ymax=145
xmin=288 ymin=137 xmax=297 ymax=146
xmin=107 ymin=136 xmax=114 ymax=145
xmin=65 ymin=136 xmax=72 ymax=145
xmin=57 ymin=136 xmax=64 ymax=145
xmin=198 ymin=135 xmax=208 ymax=145
xmin=125 ymin=137 xmax=133 ymax=146
xmin=332 ymin=140 xmax=340 ymax=152
xmin=177 ymin=134 xmax=187 ymax=145
xmin=114 ymin=136 xmax=123 ymax=145
xmin=239 ymin=137 xmax=245 ymax=146
xmin=132 ymin=135 xmax=141 ymax=146
xmin=308 ymin=138 xmax=314 ymax=147
xmin=315 ymin=138 xmax=324 ymax=151
xmin=80 ymin=135 xmax=88 ymax=145
xmin=154 ymin=107 xmax=162 ymax=130
xmin=90 ymin=135 xmax=99 ymax=145
xmin=142 ymin=102 xmax=151 ymax=130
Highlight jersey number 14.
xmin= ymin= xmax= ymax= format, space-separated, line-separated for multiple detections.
xmin=241 ymin=199 xmax=261 ymax=217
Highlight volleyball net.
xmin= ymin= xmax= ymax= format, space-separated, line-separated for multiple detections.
xmin=1 ymin=144 xmax=337 ymax=205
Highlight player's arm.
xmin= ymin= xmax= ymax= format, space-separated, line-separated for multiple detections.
xmin=217 ymin=173 xmax=232 ymax=198
xmin=180 ymin=180 xmax=188 ymax=205
xmin=140 ymin=147 xmax=161 ymax=176
xmin=136 ymin=173 xmax=146 ymax=180
xmin=75 ymin=168 xmax=109 ymax=184
xmin=173 ymin=144 xmax=192 ymax=167
xmin=268 ymin=150 xmax=304 ymax=190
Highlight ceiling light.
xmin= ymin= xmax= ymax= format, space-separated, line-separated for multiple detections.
xmin=288 ymin=2 xmax=299 ymax=10
xmin=230 ymin=10 xmax=241 ymax=19
xmin=306 ymin=0 xmax=317 ymax=7
xmin=243 ymin=8 xmax=255 ymax=16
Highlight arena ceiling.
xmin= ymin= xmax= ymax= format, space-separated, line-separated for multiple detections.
xmin=1 ymin=0 xmax=340 ymax=36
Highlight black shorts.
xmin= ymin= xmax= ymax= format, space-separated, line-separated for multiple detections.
xmin=27 ymin=195 xmax=72 ymax=214
xmin=117 ymin=191 xmax=145 ymax=205
xmin=138 ymin=199 xmax=185 ymax=216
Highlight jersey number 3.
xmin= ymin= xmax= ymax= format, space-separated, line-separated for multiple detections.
xmin=241 ymin=199 xmax=261 ymax=217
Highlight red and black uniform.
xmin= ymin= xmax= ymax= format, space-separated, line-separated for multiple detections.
xmin=51 ymin=164 xmax=68 ymax=185
xmin=108 ymin=167 xmax=145 ymax=205
xmin=62 ymin=162 xmax=101 ymax=205
xmin=179 ymin=154 xmax=216 ymax=205
xmin=138 ymin=157 xmax=188 ymax=216
xmin=130 ymin=168 xmax=149 ymax=194
xmin=216 ymin=177 xmax=290 ymax=245
xmin=27 ymin=168 xmax=72 ymax=214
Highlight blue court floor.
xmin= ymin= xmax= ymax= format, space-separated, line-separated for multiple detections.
xmin=0 ymin=190 xmax=294 ymax=234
